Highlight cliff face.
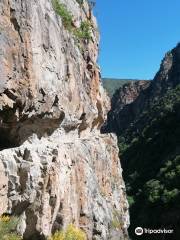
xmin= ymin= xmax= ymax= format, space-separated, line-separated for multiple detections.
xmin=102 ymin=80 xmax=150 ymax=134
xmin=0 ymin=0 xmax=129 ymax=239
xmin=102 ymin=44 xmax=180 ymax=136
xmin=102 ymin=79 xmax=139 ymax=98
xmin=110 ymin=81 xmax=150 ymax=111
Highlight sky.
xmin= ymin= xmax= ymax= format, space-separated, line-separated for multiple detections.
xmin=94 ymin=0 xmax=180 ymax=79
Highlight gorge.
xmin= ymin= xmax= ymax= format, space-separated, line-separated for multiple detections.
xmin=103 ymin=44 xmax=180 ymax=240
xmin=1 ymin=0 xmax=180 ymax=239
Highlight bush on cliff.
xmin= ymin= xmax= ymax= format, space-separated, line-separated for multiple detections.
xmin=49 ymin=224 xmax=86 ymax=240
xmin=74 ymin=21 xmax=91 ymax=40
xmin=52 ymin=0 xmax=92 ymax=42
xmin=0 ymin=215 xmax=22 ymax=240
xmin=52 ymin=0 xmax=73 ymax=30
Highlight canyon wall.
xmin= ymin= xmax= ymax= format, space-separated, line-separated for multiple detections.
xmin=0 ymin=0 xmax=129 ymax=239
xmin=102 ymin=44 xmax=180 ymax=136
xmin=102 ymin=80 xmax=150 ymax=134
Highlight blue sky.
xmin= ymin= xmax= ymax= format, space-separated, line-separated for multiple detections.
xmin=94 ymin=0 xmax=180 ymax=79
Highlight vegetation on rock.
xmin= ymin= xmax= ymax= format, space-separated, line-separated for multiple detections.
xmin=0 ymin=216 xmax=21 ymax=240
xmin=0 ymin=217 xmax=86 ymax=240
xmin=74 ymin=21 xmax=91 ymax=40
xmin=52 ymin=0 xmax=92 ymax=42
xmin=119 ymin=84 xmax=180 ymax=239
xmin=102 ymin=78 xmax=136 ymax=97
xmin=111 ymin=210 xmax=124 ymax=230
xmin=52 ymin=0 xmax=73 ymax=30
xmin=49 ymin=224 xmax=86 ymax=240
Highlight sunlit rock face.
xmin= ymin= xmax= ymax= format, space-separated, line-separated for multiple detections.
xmin=0 ymin=0 xmax=129 ymax=239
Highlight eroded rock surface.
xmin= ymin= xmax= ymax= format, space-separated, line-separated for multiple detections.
xmin=0 ymin=0 xmax=129 ymax=239
xmin=101 ymin=81 xmax=150 ymax=133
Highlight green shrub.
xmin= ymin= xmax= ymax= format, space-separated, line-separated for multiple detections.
xmin=111 ymin=210 xmax=123 ymax=230
xmin=52 ymin=0 xmax=92 ymax=42
xmin=49 ymin=224 xmax=86 ymax=240
xmin=111 ymin=219 xmax=123 ymax=230
xmin=52 ymin=0 xmax=73 ymax=30
xmin=74 ymin=21 xmax=91 ymax=41
xmin=145 ymin=180 xmax=164 ymax=203
xmin=127 ymin=196 xmax=135 ymax=207
xmin=0 ymin=216 xmax=22 ymax=240
xmin=162 ymin=189 xmax=179 ymax=203
xmin=164 ymin=170 xmax=176 ymax=180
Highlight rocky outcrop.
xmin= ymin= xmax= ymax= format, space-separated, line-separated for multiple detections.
xmin=102 ymin=43 xmax=180 ymax=136
xmin=101 ymin=80 xmax=150 ymax=134
xmin=0 ymin=0 xmax=129 ymax=239
xmin=102 ymin=79 xmax=138 ymax=97
xmin=110 ymin=81 xmax=150 ymax=111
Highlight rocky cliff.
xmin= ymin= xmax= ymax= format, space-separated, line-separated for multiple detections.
xmin=102 ymin=43 xmax=180 ymax=137
xmin=0 ymin=0 xmax=129 ymax=239
xmin=102 ymin=79 xmax=139 ymax=98
xmin=101 ymin=80 xmax=150 ymax=134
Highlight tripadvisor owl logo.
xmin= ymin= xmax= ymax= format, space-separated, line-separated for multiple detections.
xmin=135 ymin=227 xmax=143 ymax=235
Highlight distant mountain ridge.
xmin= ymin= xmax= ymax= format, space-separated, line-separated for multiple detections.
xmin=102 ymin=78 xmax=147 ymax=97
xmin=101 ymin=80 xmax=151 ymax=133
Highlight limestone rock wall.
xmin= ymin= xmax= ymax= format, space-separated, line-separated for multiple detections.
xmin=0 ymin=0 xmax=129 ymax=239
